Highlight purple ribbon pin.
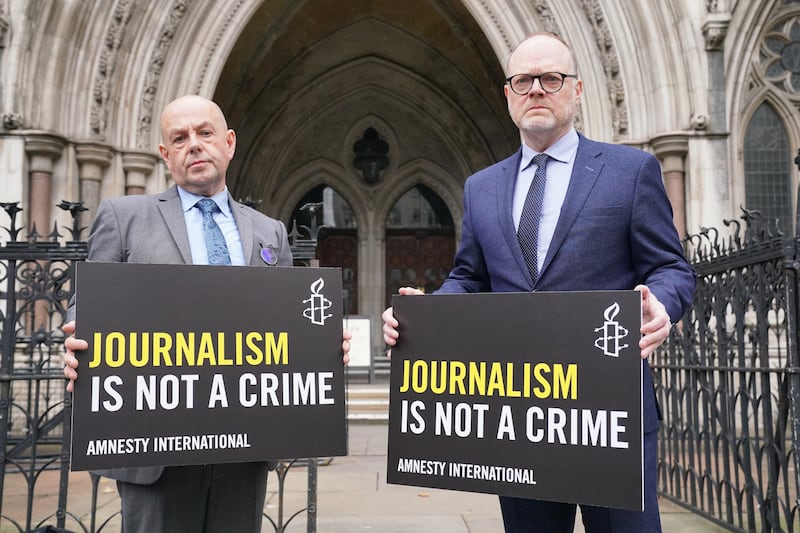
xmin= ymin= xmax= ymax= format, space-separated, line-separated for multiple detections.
xmin=260 ymin=244 xmax=278 ymax=266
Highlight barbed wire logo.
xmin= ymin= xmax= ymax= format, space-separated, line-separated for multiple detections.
xmin=303 ymin=277 xmax=332 ymax=326
xmin=594 ymin=302 xmax=629 ymax=357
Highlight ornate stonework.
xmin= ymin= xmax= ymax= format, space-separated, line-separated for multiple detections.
xmin=136 ymin=0 xmax=190 ymax=149
xmin=703 ymin=15 xmax=730 ymax=51
xmin=759 ymin=15 xmax=800 ymax=98
xmin=477 ymin=0 xmax=513 ymax=52
xmin=526 ymin=1 xmax=587 ymax=132
xmin=579 ymin=0 xmax=627 ymax=139
xmin=531 ymin=0 xmax=559 ymax=35
xmin=0 ymin=13 xmax=7 ymax=47
xmin=0 ymin=0 xmax=7 ymax=46
xmin=3 ymin=112 xmax=21 ymax=130
xmin=90 ymin=1 xmax=133 ymax=137
xmin=193 ymin=0 xmax=245 ymax=94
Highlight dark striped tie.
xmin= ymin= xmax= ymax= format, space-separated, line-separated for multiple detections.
xmin=517 ymin=153 xmax=550 ymax=284
xmin=196 ymin=198 xmax=232 ymax=265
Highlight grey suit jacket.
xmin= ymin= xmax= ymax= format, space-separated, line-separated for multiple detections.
xmin=75 ymin=185 xmax=293 ymax=484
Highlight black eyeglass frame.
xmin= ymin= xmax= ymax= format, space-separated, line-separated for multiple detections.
xmin=505 ymin=72 xmax=578 ymax=95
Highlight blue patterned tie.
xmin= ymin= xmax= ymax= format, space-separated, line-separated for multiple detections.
xmin=196 ymin=198 xmax=231 ymax=265
xmin=517 ymin=153 xmax=550 ymax=284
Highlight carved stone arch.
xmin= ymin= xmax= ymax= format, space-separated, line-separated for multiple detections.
xmin=272 ymin=158 xmax=369 ymax=232
xmin=18 ymin=2 xmax=109 ymax=134
xmin=729 ymin=2 xmax=800 ymax=217
xmin=725 ymin=2 xmax=777 ymax=130
xmin=459 ymin=0 xmax=548 ymax=60
xmin=84 ymin=0 xmax=268 ymax=151
xmin=737 ymin=6 xmax=800 ymax=142
xmin=579 ymin=1 xmax=700 ymax=137
xmin=136 ymin=1 xmax=281 ymax=148
xmin=459 ymin=0 xmax=620 ymax=140
xmin=373 ymin=159 xmax=463 ymax=242
xmin=235 ymin=56 xmax=491 ymax=203
xmin=106 ymin=1 xmax=196 ymax=149
xmin=741 ymin=89 xmax=800 ymax=151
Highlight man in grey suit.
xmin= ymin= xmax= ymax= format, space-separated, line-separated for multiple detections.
xmin=382 ymin=33 xmax=695 ymax=532
xmin=63 ymin=95 xmax=350 ymax=532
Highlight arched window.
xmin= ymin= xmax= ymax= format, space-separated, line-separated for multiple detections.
xmin=291 ymin=185 xmax=356 ymax=232
xmin=744 ymin=102 xmax=792 ymax=228
xmin=386 ymin=185 xmax=454 ymax=229
xmin=384 ymin=185 xmax=455 ymax=303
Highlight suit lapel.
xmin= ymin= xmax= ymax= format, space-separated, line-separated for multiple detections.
xmin=496 ymin=150 xmax=533 ymax=285
xmin=539 ymin=135 xmax=603 ymax=279
xmin=156 ymin=186 xmax=193 ymax=264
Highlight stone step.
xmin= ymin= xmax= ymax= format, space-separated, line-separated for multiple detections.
xmin=346 ymin=384 xmax=390 ymax=422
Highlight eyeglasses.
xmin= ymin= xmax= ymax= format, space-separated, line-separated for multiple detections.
xmin=505 ymin=72 xmax=578 ymax=95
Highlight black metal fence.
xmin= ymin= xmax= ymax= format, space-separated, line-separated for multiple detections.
xmin=0 ymin=201 xmax=86 ymax=532
xmin=3 ymin=189 xmax=800 ymax=531
xmin=0 ymin=201 xmax=320 ymax=532
xmin=654 ymin=206 xmax=800 ymax=532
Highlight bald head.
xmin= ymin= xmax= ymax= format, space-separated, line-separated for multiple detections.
xmin=507 ymin=32 xmax=577 ymax=75
xmin=160 ymin=95 xmax=229 ymax=144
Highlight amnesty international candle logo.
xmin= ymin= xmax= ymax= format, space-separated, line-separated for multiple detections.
xmin=303 ymin=278 xmax=333 ymax=326
xmin=594 ymin=302 xmax=630 ymax=358
xmin=387 ymin=291 xmax=644 ymax=511
xmin=71 ymin=262 xmax=347 ymax=471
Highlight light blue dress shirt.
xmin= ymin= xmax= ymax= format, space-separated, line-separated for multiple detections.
xmin=177 ymin=186 xmax=246 ymax=266
xmin=512 ymin=128 xmax=579 ymax=274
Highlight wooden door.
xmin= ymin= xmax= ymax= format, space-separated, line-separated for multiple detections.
xmin=317 ymin=230 xmax=358 ymax=314
xmin=385 ymin=231 xmax=454 ymax=306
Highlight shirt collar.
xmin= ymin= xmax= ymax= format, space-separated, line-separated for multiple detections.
xmin=177 ymin=186 xmax=233 ymax=218
xmin=519 ymin=128 xmax=579 ymax=171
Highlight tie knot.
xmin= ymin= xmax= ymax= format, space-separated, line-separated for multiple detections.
xmin=196 ymin=198 xmax=219 ymax=214
xmin=532 ymin=153 xmax=550 ymax=168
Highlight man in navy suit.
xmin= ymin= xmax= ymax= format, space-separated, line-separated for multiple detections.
xmin=383 ymin=33 xmax=695 ymax=532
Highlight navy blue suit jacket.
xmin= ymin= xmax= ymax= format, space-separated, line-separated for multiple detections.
xmin=438 ymin=134 xmax=695 ymax=433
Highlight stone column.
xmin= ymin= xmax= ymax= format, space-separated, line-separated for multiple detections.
xmin=651 ymin=134 xmax=689 ymax=238
xmin=24 ymin=133 xmax=65 ymax=330
xmin=122 ymin=150 xmax=158 ymax=196
xmin=75 ymin=142 xmax=114 ymax=229
xmin=361 ymin=228 xmax=384 ymax=352
xmin=24 ymin=133 xmax=66 ymax=238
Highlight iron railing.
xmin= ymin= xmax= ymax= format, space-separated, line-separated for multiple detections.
xmin=0 ymin=201 xmax=321 ymax=532
xmin=654 ymin=203 xmax=800 ymax=532
xmin=2 ymin=177 xmax=800 ymax=531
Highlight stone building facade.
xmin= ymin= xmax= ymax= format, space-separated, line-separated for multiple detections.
xmin=0 ymin=0 xmax=798 ymax=344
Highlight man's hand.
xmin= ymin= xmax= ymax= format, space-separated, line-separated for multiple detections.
xmin=636 ymin=285 xmax=671 ymax=359
xmin=381 ymin=287 xmax=424 ymax=357
xmin=62 ymin=321 xmax=87 ymax=392
xmin=342 ymin=329 xmax=352 ymax=365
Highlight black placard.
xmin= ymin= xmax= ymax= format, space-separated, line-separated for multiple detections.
xmin=70 ymin=262 xmax=346 ymax=471
xmin=387 ymin=290 xmax=643 ymax=510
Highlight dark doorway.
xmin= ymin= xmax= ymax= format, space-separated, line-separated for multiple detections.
xmin=384 ymin=185 xmax=455 ymax=305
